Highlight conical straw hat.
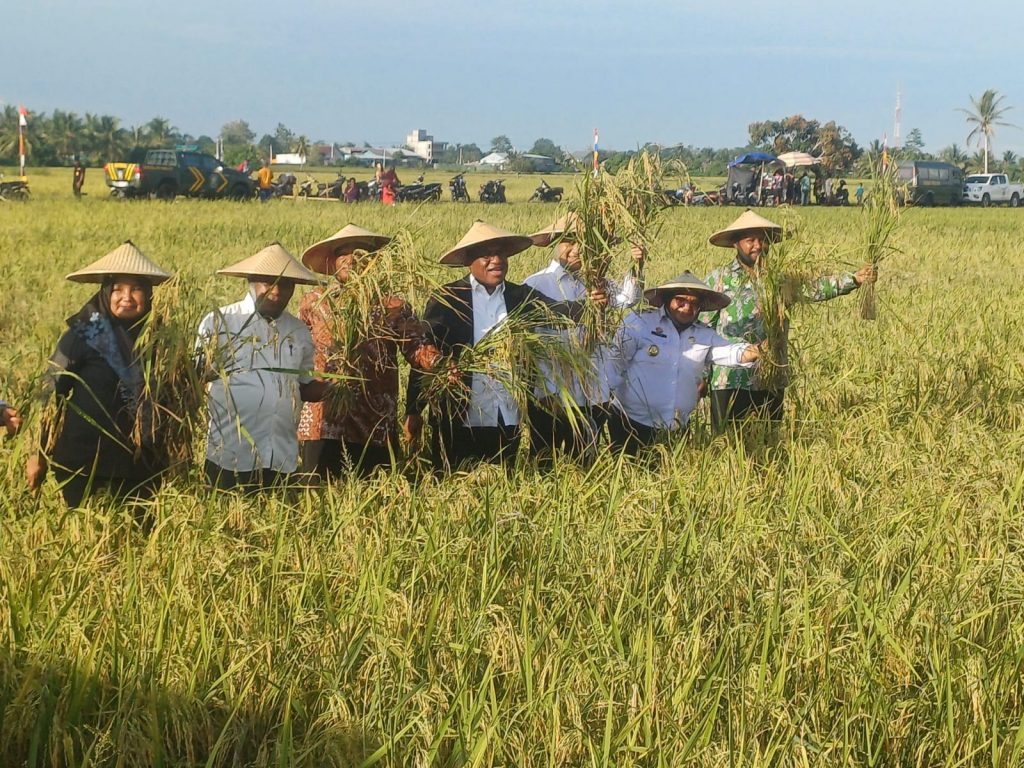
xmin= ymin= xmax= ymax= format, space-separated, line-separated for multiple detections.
xmin=66 ymin=240 xmax=172 ymax=284
xmin=644 ymin=271 xmax=731 ymax=312
xmin=217 ymin=242 xmax=320 ymax=285
xmin=301 ymin=224 xmax=392 ymax=274
xmin=439 ymin=220 xmax=534 ymax=266
xmin=708 ymin=209 xmax=785 ymax=248
xmin=529 ymin=214 xmax=578 ymax=247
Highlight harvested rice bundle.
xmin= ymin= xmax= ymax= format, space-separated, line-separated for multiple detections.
xmin=859 ymin=160 xmax=903 ymax=320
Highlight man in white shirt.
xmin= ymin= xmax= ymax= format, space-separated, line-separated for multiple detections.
xmin=198 ymin=243 xmax=328 ymax=490
xmin=524 ymin=215 xmax=645 ymax=462
xmin=610 ymin=272 xmax=760 ymax=455
xmin=405 ymin=220 xmax=607 ymax=473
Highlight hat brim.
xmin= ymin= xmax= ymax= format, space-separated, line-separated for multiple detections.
xmin=439 ymin=235 xmax=534 ymax=266
xmin=708 ymin=226 xmax=784 ymax=248
xmin=644 ymin=286 xmax=731 ymax=312
xmin=301 ymin=235 xmax=392 ymax=274
xmin=216 ymin=269 xmax=320 ymax=286
xmin=66 ymin=270 xmax=170 ymax=285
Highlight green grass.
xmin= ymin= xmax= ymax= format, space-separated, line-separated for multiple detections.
xmin=0 ymin=170 xmax=1023 ymax=766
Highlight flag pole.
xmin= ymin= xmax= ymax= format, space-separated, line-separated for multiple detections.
xmin=592 ymin=128 xmax=599 ymax=177
xmin=18 ymin=105 xmax=28 ymax=178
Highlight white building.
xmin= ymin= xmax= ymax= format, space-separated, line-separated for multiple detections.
xmin=406 ymin=129 xmax=434 ymax=162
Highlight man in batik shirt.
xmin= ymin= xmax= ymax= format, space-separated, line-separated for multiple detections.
xmin=297 ymin=224 xmax=441 ymax=478
xmin=702 ymin=209 xmax=876 ymax=430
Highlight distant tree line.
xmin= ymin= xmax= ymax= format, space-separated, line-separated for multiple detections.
xmin=2 ymin=102 xmax=1019 ymax=178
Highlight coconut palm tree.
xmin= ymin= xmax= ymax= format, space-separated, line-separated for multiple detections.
xmin=958 ymin=89 xmax=1016 ymax=174
xmin=86 ymin=114 xmax=129 ymax=163
xmin=1001 ymin=150 xmax=1018 ymax=171
xmin=939 ymin=143 xmax=969 ymax=171
xmin=50 ymin=109 xmax=84 ymax=161
xmin=146 ymin=117 xmax=177 ymax=148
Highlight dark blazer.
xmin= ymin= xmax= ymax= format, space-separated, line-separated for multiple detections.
xmin=405 ymin=276 xmax=581 ymax=416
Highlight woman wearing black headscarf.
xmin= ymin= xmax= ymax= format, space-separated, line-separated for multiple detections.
xmin=26 ymin=241 xmax=172 ymax=508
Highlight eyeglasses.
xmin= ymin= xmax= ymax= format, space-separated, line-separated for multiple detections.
xmin=471 ymin=253 xmax=508 ymax=263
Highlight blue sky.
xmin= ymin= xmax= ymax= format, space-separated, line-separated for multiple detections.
xmin=3 ymin=0 xmax=1023 ymax=156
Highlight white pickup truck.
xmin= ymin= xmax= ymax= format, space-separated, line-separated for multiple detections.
xmin=962 ymin=173 xmax=1023 ymax=207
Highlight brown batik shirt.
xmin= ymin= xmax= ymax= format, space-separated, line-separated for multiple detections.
xmin=297 ymin=286 xmax=440 ymax=447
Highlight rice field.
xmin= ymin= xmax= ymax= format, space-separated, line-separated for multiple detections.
xmin=1 ymin=168 xmax=1023 ymax=766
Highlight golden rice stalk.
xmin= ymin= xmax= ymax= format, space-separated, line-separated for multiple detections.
xmin=859 ymin=159 xmax=904 ymax=320
xmin=750 ymin=217 xmax=821 ymax=391
xmin=133 ymin=277 xmax=207 ymax=473
xmin=308 ymin=230 xmax=443 ymax=411
xmin=564 ymin=150 xmax=666 ymax=345
xmin=422 ymin=304 xmax=594 ymax=425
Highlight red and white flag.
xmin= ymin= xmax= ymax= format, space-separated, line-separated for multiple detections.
xmin=18 ymin=105 xmax=28 ymax=127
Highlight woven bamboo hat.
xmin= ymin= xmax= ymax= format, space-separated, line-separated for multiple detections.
xmin=301 ymin=224 xmax=392 ymax=274
xmin=644 ymin=272 xmax=731 ymax=312
xmin=529 ymin=214 xmax=580 ymax=247
xmin=66 ymin=240 xmax=172 ymax=284
xmin=529 ymin=213 xmax=623 ymax=248
xmin=439 ymin=220 xmax=534 ymax=266
xmin=217 ymin=242 xmax=319 ymax=285
xmin=708 ymin=209 xmax=785 ymax=248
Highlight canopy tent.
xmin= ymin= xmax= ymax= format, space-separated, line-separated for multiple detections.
xmin=777 ymin=151 xmax=822 ymax=168
xmin=729 ymin=151 xmax=782 ymax=167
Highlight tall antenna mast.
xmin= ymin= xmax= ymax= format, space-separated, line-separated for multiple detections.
xmin=894 ymin=84 xmax=902 ymax=149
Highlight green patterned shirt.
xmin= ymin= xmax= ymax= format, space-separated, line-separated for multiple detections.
xmin=701 ymin=260 xmax=857 ymax=391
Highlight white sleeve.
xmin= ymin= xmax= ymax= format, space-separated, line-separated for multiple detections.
xmin=706 ymin=329 xmax=754 ymax=369
xmin=610 ymin=270 xmax=641 ymax=308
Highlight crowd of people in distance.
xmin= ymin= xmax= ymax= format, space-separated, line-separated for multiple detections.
xmin=759 ymin=170 xmax=864 ymax=207
xmin=2 ymin=210 xmax=877 ymax=509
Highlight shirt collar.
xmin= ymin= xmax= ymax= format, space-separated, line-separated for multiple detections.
xmin=469 ymin=274 xmax=505 ymax=298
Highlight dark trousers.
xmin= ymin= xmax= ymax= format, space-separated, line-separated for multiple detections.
xmin=431 ymin=415 xmax=521 ymax=474
xmin=527 ymin=401 xmax=609 ymax=464
xmin=710 ymin=388 xmax=786 ymax=433
xmin=607 ymin=408 xmax=662 ymax=457
xmin=204 ymin=460 xmax=288 ymax=492
xmin=301 ymin=439 xmax=395 ymax=480
xmin=53 ymin=467 xmax=161 ymax=510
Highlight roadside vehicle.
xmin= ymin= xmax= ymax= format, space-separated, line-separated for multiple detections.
xmin=0 ymin=173 xmax=30 ymax=201
xmin=104 ymin=148 xmax=255 ymax=200
xmin=895 ymin=160 xmax=963 ymax=206
xmin=529 ymin=179 xmax=563 ymax=202
xmin=962 ymin=173 xmax=1022 ymax=207
xmin=478 ymin=179 xmax=506 ymax=204
xmin=449 ymin=174 xmax=470 ymax=202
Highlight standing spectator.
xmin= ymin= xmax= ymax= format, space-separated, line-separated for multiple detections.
xmin=26 ymin=242 xmax=173 ymax=508
xmin=72 ymin=157 xmax=86 ymax=199
xmin=855 ymin=182 xmax=865 ymax=205
xmin=198 ymin=244 xmax=328 ymax=490
xmin=609 ymin=273 xmax=759 ymax=455
xmin=824 ymin=175 xmax=834 ymax=205
xmin=343 ymin=178 xmax=359 ymax=203
xmin=524 ymin=215 xmax=645 ymax=462
xmin=256 ymin=159 xmax=273 ymax=202
xmin=702 ymin=210 xmax=876 ymax=431
xmin=800 ymin=173 xmax=811 ymax=206
xmin=405 ymin=221 xmax=607 ymax=473
xmin=296 ymin=224 xmax=442 ymax=479
xmin=380 ymin=166 xmax=400 ymax=205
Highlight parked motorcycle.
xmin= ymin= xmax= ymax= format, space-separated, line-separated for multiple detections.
xmin=449 ymin=174 xmax=470 ymax=202
xmin=271 ymin=173 xmax=296 ymax=198
xmin=396 ymin=182 xmax=442 ymax=202
xmin=528 ymin=179 xmax=563 ymax=203
xmin=0 ymin=174 xmax=30 ymax=201
xmin=478 ymin=179 xmax=506 ymax=204
xmin=298 ymin=173 xmax=345 ymax=199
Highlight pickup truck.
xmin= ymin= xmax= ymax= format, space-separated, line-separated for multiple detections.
xmin=962 ymin=173 xmax=1023 ymax=208
xmin=104 ymin=148 xmax=255 ymax=200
